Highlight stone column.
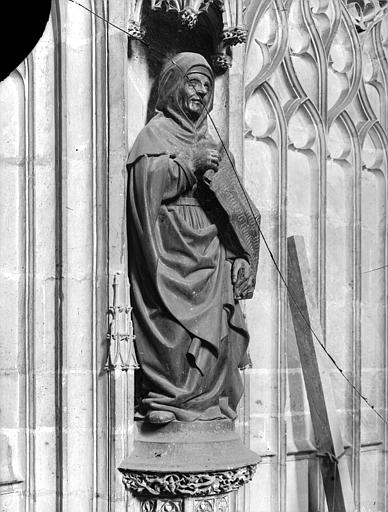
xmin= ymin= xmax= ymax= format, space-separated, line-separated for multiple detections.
xmin=0 ymin=69 xmax=25 ymax=512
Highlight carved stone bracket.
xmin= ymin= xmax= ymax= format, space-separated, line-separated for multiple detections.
xmin=222 ymin=26 xmax=247 ymax=46
xmin=128 ymin=19 xmax=146 ymax=40
xmin=210 ymin=53 xmax=232 ymax=70
xmin=121 ymin=465 xmax=257 ymax=498
xmin=210 ymin=22 xmax=248 ymax=71
xmin=119 ymin=419 xmax=260 ymax=507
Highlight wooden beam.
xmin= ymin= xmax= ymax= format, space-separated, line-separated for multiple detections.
xmin=287 ymin=235 xmax=355 ymax=512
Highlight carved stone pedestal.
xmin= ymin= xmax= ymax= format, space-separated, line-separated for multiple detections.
xmin=119 ymin=419 xmax=260 ymax=511
xmin=138 ymin=493 xmax=234 ymax=512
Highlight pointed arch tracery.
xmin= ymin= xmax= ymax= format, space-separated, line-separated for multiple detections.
xmin=243 ymin=1 xmax=388 ymax=510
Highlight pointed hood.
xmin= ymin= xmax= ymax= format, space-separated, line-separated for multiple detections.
xmin=156 ymin=52 xmax=214 ymax=133
xmin=128 ymin=52 xmax=215 ymax=165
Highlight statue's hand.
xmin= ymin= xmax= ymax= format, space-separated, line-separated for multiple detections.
xmin=232 ymin=258 xmax=254 ymax=300
xmin=192 ymin=147 xmax=221 ymax=173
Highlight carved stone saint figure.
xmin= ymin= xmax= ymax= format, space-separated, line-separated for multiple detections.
xmin=127 ymin=52 xmax=260 ymax=425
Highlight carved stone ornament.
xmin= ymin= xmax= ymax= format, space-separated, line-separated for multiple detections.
xmin=222 ymin=26 xmax=247 ymax=46
xmin=121 ymin=465 xmax=257 ymax=498
xmin=127 ymin=0 xmax=216 ymax=37
xmin=347 ymin=0 xmax=388 ymax=31
xmin=126 ymin=0 xmax=246 ymax=70
xmin=215 ymin=496 xmax=229 ymax=512
xmin=149 ymin=0 xmax=215 ymax=29
xmin=141 ymin=498 xmax=184 ymax=512
xmin=105 ymin=274 xmax=139 ymax=371
xmin=151 ymin=0 xmax=214 ymax=24
xmin=135 ymin=493 xmax=235 ymax=512
xmin=119 ymin=420 xmax=260 ymax=500
xmin=128 ymin=19 xmax=146 ymax=40
xmin=210 ymin=53 xmax=232 ymax=70
xmin=139 ymin=495 xmax=230 ymax=512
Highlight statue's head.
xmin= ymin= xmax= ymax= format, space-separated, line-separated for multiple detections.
xmin=181 ymin=71 xmax=212 ymax=121
xmin=156 ymin=52 xmax=214 ymax=129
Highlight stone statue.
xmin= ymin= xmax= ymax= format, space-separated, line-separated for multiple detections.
xmin=127 ymin=52 xmax=260 ymax=425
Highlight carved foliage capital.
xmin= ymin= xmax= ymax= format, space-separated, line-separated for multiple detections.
xmin=222 ymin=26 xmax=247 ymax=46
xmin=127 ymin=0 xmax=247 ymax=72
xmin=121 ymin=465 xmax=257 ymax=498
xmin=150 ymin=0 xmax=214 ymax=26
xmin=211 ymin=53 xmax=232 ymax=71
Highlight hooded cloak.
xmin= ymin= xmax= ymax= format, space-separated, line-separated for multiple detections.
xmin=127 ymin=52 xmax=258 ymax=421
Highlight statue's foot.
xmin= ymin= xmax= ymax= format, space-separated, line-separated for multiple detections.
xmin=147 ymin=410 xmax=176 ymax=424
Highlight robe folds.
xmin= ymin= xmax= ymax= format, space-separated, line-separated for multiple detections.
xmin=128 ymin=151 xmax=251 ymax=421
xmin=126 ymin=52 xmax=258 ymax=421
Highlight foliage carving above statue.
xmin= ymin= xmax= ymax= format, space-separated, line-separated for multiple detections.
xmin=127 ymin=0 xmax=246 ymax=69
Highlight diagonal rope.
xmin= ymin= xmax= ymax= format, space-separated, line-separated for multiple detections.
xmin=67 ymin=0 xmax=388 ymax=428
xmin=362 ymin=263 xmax=388 ymax=274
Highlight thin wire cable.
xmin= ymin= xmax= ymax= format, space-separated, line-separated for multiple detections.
xmin=67 ymin=0 xmax=388 ymax=428
xmin=69 ymin=0 xmax=130 ymax=37
xmin=206 ymin=107 xmax=388 ymax=427
xmin=362 ymin=263 xmax=388 ymax=274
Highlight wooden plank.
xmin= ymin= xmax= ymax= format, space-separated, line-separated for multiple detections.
xmin=287 ymin=235 xmax=355 ymax=512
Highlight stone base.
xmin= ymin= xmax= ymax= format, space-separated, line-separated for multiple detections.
xmin=119 ymin=419 xmax=260 ymax=499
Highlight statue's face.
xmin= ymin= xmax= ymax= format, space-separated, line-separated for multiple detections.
xmin=182 ymin=72 xmax=212 ymax=120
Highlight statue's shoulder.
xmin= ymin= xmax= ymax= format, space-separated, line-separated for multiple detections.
xmin=128 ymin=114 xmax=170 ymax=165
xmin=134 ymin=113 xmax=166 ymax=141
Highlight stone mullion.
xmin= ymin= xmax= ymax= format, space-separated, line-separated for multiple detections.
xmin=89 ymin=1 xmax=110 ymax=510
xmin=385 ymin=131 xmax=388 ymax=512
xmin=229 ymin=51 xmax=246 ymax=510
xmin=357 ymin=116 xmax=388 ymax=508
xmin=330 ymin=6 xmax=363 ymax=508
xmin=24 ymin=55 xmax=36 ymax=512
xmin=51 ymin=2 xmax=65 ymax=510
xmin=276 ymin=95 xmax=288 ymax=512
xmin=243 ymin=79 xmax=289 ymax=511
xmin=228 ymin=44 xmax=244 ymax=177
xmin=60 ymin=0 xmax=98 ymax=509
xmin=302 ymin=0 xmax=328 ymax=335
xmin=227 ymin=43 xmax=254 ymax=512
xmin=244 ymin=3 xmax=294 ymax=510
xmin=28 ymin=14 xmax=59 ymax=511
xmin=262 ymin=83 xmax=288 ymax=512
xmin=92 ymin=0 xmax=112 ymax=510
xmin=373 ymin=19 xmax=388 ymax=512
xmin=351 ymin=115 xmax=362 ymax=512
xmin=105 ymin=0 xmax=136 ymax=510
xmin=0 ymin=69 xmax=28 ymax=512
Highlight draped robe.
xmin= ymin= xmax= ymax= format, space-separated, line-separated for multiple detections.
xmin=127 ymin=53 xmax=259 ymax=421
